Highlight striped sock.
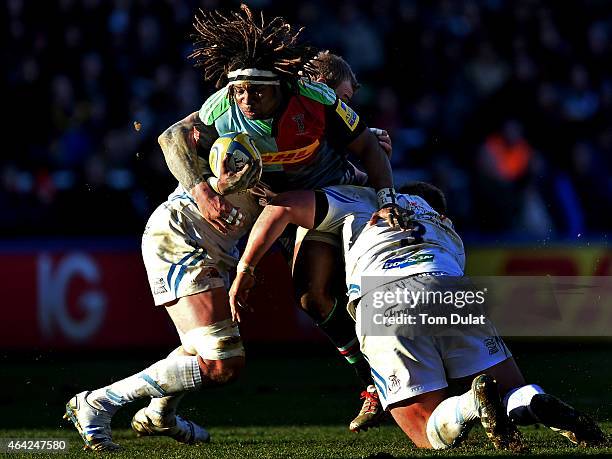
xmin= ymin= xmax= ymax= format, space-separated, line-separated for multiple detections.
xmin=88 ymin=356 xmax=202 ymax=414
xmin=317 ymin=299 xmax=374 ymax=386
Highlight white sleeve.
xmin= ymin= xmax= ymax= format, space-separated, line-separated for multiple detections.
xmin=315 ymin=185 xmax=376 ymax=233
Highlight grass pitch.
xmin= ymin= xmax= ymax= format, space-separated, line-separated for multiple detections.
xmin=3 ymin=424 xmax=612 ymax=458
xmin=1 ymin=344 xmax=610 ymax=458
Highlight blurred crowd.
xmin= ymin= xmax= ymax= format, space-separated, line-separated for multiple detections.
xmin=3 ymin=0 xmax=611 ymax=240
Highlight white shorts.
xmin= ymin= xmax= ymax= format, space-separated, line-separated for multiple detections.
xmin=142 ymin=187 xmax=261 ymax=306
xmin=357 ymin=313 xmax=511 ymax=410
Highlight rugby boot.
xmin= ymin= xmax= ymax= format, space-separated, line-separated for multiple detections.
xmin=472 ymin=374 xmax=527 ymax=452
xmin=63 ymin=391 xmax=120 ymax=452
xmin=529 ymin=393 xmax=607 ymax=447
xmin=131 ymin=407 xmax=210 ymax=444
xmin=349 ymin=385 xmax=384 ymax=432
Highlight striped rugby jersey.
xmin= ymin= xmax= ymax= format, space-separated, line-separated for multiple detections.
xmin=194 ymin=80 xmax=367 ymax=192
xmin=315 ymin=185 xmax=466 ymax=304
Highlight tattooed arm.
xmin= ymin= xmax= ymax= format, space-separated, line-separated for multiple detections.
xmin=158 ymin=112 xmax=208 ymax=189
xmin=158 ymin=112 xmax=235 ymax=234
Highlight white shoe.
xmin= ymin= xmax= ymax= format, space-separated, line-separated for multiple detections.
xmin=131 ymin=408 xmax=211 ymax=444
xmin=64 ymin=391 xmax=121 ymax=451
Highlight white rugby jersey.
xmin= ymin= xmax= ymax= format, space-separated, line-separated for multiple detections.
xmin=315 ymin=185 xmax=465 ymax=304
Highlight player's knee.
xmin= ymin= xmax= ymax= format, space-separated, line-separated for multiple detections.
xmin=298 ymin=289 xmax=334 ymax=322
xmin=198 ymin=356 xmax=244 ymax=385
xmin=181 ymin=319 xmax=245 ymax=362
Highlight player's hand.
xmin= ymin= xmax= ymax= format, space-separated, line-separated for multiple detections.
xmin=229 ymin=271 xmax=256 ymax=323
xmin=216 ymin=156 xmax=261 ymax=195
xmin=370 ymin=128 xmax=392 ymax=159
xmin=249 ymin=181 xmax=277 ymax=207
xmin=368 ymin=205 xmax=412 ymax=229
xmin=191 ymin=182 xmax=244 ymax=234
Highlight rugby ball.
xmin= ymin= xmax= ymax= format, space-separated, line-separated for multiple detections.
xmin=209 ymin=132 xmax=262 ymax=179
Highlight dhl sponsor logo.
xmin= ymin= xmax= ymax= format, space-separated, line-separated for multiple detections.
xmin=261 ymin=139 xmax=320 ymax=165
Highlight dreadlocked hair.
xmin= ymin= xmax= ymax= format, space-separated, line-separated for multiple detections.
xmin=190 ymin=4 xmax=316 ymax=89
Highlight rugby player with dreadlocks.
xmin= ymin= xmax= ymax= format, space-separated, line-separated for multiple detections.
xmin=63 ymin=5 xmax=406 ymax=450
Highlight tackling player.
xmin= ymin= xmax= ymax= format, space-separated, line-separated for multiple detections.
xmin=229 ymin=182 xmax=606 ymax=451
xmin=63 ymin=5 xmax=405 ymax=450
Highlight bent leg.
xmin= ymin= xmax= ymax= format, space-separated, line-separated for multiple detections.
xmin=130 ymin=288 xmax=243 ymax=444
xmin=452 ymin=357 xmax=526 ymax=397
xmin=165 ymin=287 xmax=245 ymax=385
xmin=84 ymin=288 xmax=243 ymax=417
xmin=293 ymin=237 xmax=370 ymax=381
xmin=389 ymin=389 xmax=448 ymax=448
xmin=293 ymin=236 xmax=381 ymax=430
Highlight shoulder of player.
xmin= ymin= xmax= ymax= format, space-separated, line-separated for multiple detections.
xmin=323 ymin=185 xmax=376 ymax=205
xmin=296 ymin=79 xmax=337 ymax=106
xmin=199 ymin=87 xmax=231 ymax=125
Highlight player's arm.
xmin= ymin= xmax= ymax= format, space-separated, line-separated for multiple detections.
xmin=370 ymin=127 xmax=393 ymax=158
xmin=229 ymin=190 xmax=317 ymax=321
xmin=326 ymin=100 xmax=407 ymax=227
xmin=347 ymin=127 xmax=392 ymax=190
xmin=158 ymin=112 xmax=244 ymax=234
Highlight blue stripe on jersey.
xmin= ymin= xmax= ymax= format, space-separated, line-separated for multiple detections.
xmin=167 ymin=249 xmax=200 ymax=292
xmin=173 ymin=252 xmax=206 ymax=294
xmin=325 ymin=188 xmax=358 ymax=204
xmin=370 ymin=367 xmax=388 ymax=399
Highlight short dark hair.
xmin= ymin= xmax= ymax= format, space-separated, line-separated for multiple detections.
xmin=304 ymin=50 xmax=360 ymax=92
xmin=398 ymin=182 xmax=447 ymax=215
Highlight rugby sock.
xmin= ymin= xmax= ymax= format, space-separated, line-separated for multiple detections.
xmin=146 ymin=346 xmax=190 ymax=421
xmin=426 ymin=391 xmax=478 ymax=449
xmin=316 ymin=299 xmax=374 ymax=387
xmin=146 ymin=394 xmax=185 ymax=424
xmin=503 ymin=384 xmax=581 ymax=436
xmin=503 ymin=384 xmax=545 ymax=425
xmin=87 ymin=356 xmax=202 ymax=414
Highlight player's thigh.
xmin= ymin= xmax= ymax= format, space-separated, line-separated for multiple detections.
xmin=292 ymin=231 xmax=344 ymax=312
xmin=438 ymin=331 xmax=525 ymax=396
xmin=452 ymin=357 xmax=526 ymax=397
xmin=389 ymin=389 xmax=448 ymax=448
xmin=165 ymin=287 xmax=232 ymax=334
xmin=166 ymin=288 xmax=245 ymax=378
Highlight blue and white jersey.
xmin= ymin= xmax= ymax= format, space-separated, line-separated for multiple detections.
xmin=315 ymin=185 xmax=465 ymax=304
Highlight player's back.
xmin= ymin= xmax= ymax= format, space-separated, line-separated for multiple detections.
xmin=318 ymin=185 xmax=465 ymax=302
xmin=350 ymin=192 xmax=464 ymax=277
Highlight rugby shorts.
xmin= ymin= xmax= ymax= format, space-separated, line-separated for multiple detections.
xmin=355 ymin=278 xmax=511 ymax=410
xmin=142 ymin=189 xmax=261 ymax=306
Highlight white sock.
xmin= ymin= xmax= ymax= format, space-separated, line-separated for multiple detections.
xmin=88 ymin=356 xmax=202 ymax=414
xmin=146 ymin=394 xmax=185 ymax=423
xmin=503 ymin=384 xmax=545 ymax=425
xmin=426 ymin=390 xmax=478 ymax=449
xmin=146 ymin=347 xmax=191 ymax=421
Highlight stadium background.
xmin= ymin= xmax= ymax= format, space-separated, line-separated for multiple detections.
xmin=1 ymin=0 xmax=611 ymax=454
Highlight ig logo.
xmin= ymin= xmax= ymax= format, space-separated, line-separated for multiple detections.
xmin=38 ymin=253 xmax=107 ymax=341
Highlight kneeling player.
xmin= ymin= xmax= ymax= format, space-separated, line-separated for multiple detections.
xmin=229 ymin=183 xmax=606 ymax=450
